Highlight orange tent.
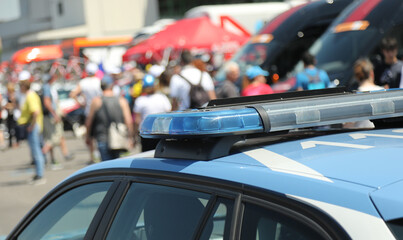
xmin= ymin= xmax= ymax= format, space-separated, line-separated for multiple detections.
xmin=11 ymin=45 xmax=63 ymax=64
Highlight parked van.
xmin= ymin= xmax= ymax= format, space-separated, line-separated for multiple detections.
xmin=185 ymin=0 xmax=308 ymax=36
xmin=215 ymin=0 xmax=352 ymax=85
xmin=286 ymin=0 xmax=403 ymax=90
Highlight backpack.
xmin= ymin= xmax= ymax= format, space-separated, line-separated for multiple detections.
xmin=179 ymin=71 xmax=210 ymax=108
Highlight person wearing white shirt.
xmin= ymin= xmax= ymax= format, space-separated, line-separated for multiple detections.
xmin=134 ymin=74 xmax=172 ymax=151
xmin=344 ymin=58 xmax=384 ymax=129
xmin=169 ymin=50 xmax=216 ymax=110
xmin=70 ymin=63 xmax=102 ymax=163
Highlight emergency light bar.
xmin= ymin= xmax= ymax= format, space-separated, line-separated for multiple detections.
xmin=141 ymin=89 xmax=403 ymax=139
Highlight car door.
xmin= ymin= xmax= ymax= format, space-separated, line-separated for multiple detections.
xmin=100 ymin=175 xmax=237 ymax=240
xmin=96 ymin=172 xmax=350 ymax=240
xmin=8 ymin=170 xmax=350 ymax=240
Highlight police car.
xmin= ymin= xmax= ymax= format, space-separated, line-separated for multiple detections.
xmin=6 ymin=89 xmax=403 ymax=240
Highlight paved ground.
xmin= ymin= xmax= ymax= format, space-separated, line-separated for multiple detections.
xmin=0 ymin=131 xmax=140 ymax=237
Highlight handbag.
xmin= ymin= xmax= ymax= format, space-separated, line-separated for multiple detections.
xmin=108 ymin=122 xmax=129 ymax=150
xmin=102 ymin=97 xmax=129 ymax=151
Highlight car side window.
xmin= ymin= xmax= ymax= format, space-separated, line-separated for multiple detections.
xmin=200 ymin=197 xmax=234 ymax=240
xmin=106 ymin=183 xmax=217 ymax=240
xmin=386 ymin=218 xmax=403 ymax=240
xmin=17 ymin=182 xmax=112 ymax=240
xmin=240 ymin=202 xmax=325 ymax=240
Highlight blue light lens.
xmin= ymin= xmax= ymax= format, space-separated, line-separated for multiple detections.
xmin=140 ymin=108 xmax=263 ymax=137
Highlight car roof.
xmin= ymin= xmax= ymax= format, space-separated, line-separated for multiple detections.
xmin=70 ymin=89 xmax=403 ymax=223
xmin=70 ymin=127 xmax=403 ymax=221
xmin=75 ymin=127 xmax=403 ymax=187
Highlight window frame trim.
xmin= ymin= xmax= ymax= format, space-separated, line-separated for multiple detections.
xmin=236 ymin=188 xmax=352 ymax=240
xmin=96 ymin=172 xmax=240 ymax=240
xmin=239 ymin=195 xmax=335 ymax=240
xmin=93 ymin=168 xmax=351 ymax=240
xmin=8 ymin=168 xmax=351 ymax=240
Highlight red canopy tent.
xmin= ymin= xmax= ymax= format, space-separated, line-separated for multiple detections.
xmin=122 ymin=41 xmax=158 ymax=64
xmin=11 ymin=45 xmax=63 ymax=64
xmin=123 ymin=17 xmax=249 ymax=62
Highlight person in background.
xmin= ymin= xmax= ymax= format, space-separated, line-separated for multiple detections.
xmin=131 ymin=69 xmax=145 ymax=105
xmin=242 ymin=66 xmax=273 ymax=96
xmin=148 ymin=64 xmax=166 ymax=80
xmin=148 ymin=63 xmax=166 ymax=95
xmin=105 ymin=65 xmax=122 ymax=97
xmin=134 ymin=74 xmax=172 ymax=152
xmin=344 ymin=58 xmax=383 ymax=129
xmin=70 ymin=62 xmax=102 ymax=117
xmin=15 ymin=71 xmax=30 ymax=144
xmin=70 ymin=63 xmax=102 ymax=163
xmin=158 ymin=67 xmax=174 ymax=98
xmin=41 ymin=74 xmax=74 ymax=168
xmin=119 ymin=62 xmax=138 ymax=112
xmin=295 ymin=52 xmax=330 ymax=91
xmin=85 ymin=75 xmax=133 ymax=161
xmin=0 ymin=92 xmax=5 ymax=150
xmin=169 ymin=50 xmax=216 ymax=110
xmin=354 ymin=58 xmax=384 ymax=92
xmin=216 ymin=61 xmax=240 ymax=98
xmin=172 ymin=63 xmax=181 ymax=75
xmin=5 ymin=82 xmax=19 ymax=148
xmin=192 ymin=58 xmax=207 ymax=72
xmin=17 ymin=71 xmax=46 ymax=185
xmin=373 ymin=37 xmax=403 ymax=89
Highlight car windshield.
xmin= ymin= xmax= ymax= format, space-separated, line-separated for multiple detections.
xmin=312 ymin=29 xmax=380 ymax=75
xmin=290 ymin=0 xmax=403 ymax=85
xmin=215 ymin=40 xmax=281 ymax=81
xmin=290 ymin=28 xmax=380 ymax=84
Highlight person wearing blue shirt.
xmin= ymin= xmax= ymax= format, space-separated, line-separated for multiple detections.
xmin=295 ymin=52 xmax=330 ymax=91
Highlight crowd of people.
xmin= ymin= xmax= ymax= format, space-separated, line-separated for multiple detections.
xmin=0 ymin=37 xmax=401 ymax=185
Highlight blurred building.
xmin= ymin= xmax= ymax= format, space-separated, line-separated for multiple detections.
xmin=0 ymin=0 xmax=300 ymax=62
xmin=0 ymin=0 xmax=159 ymax=60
